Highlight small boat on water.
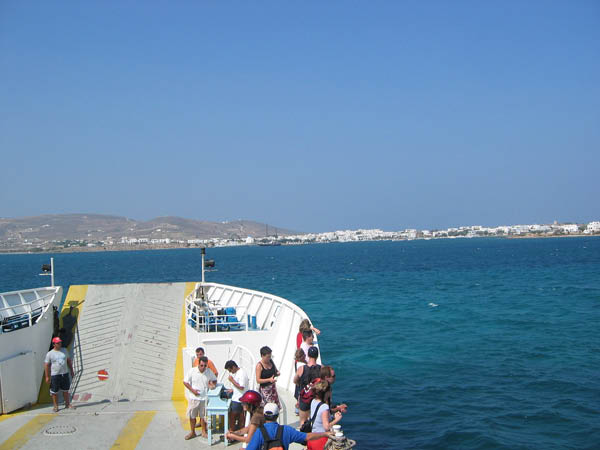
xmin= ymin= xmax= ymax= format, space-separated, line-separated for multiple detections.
xmin=0 ymin=250 xmax=348 ymax=449
xmin=257 ymin=224 xmax=282 ymax=246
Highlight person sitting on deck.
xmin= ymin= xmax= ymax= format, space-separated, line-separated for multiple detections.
xmin=225 ymin=390 xmax=265 ymax=444
xmin=192 ymin=347 xmax=219 ymax=377
xmin=297 ymin=318 xmax=321 ymax=348
xmin=183 ymin=356 xmax=217 ymax=440
xmin=224 ymin=360 xmax=248 ymax=432
xmin=246 ymin=402 xmax=332 ymax=450
xmin=294 ymin=346 xmax=321 ymax=428
xmin=320 ymin=365 xmax=348 ymax=415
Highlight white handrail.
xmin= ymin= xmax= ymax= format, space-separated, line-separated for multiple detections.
xmin=0 ymin=291 xmax=56 ymax=315
xmin=221 ymin=344 xmax=257 ymax=389
xmin=185 ymin=300 xmax=250 ymax=333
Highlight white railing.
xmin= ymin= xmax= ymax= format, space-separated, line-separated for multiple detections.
xmin=69 ymin=324 xmax=84 ymax=397
xmin=190 ymin=283 xmax=290 ymax=332
xmin=220 ymin=344 xmax=257 ymax=390
xmin=0 ymin=291 xmax=56 ymax=333
xmin=187 ymin=282 xmax=311 ymax=397
xmin=185 ymin=299 xmax=251 ymax=333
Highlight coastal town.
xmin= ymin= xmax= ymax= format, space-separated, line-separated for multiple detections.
xmin=2 ymin=219 xmax=599 ymax=253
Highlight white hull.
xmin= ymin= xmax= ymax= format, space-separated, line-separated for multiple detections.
xmin=184 ymin=282 xmax=318 ymax=398
xmin=0 ymin=286 xmax=62 ymax=414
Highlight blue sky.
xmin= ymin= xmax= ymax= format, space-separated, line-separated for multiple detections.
xmin=1 ymin=1 xmax=598 ymax=232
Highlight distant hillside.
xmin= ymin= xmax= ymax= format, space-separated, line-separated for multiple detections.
xmin=0 ymin=214 xmax=298 ymax=243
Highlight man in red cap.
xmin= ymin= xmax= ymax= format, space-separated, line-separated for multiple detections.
xmin=44 ymin=336 xmax=75 ymax=412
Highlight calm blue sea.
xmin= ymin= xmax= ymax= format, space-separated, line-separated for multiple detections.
xmin=1 ymin=238 xmax=599 ymax=449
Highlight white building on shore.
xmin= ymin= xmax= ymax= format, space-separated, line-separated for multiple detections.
xmin=585 ymin=222 xmax=600 ymax=233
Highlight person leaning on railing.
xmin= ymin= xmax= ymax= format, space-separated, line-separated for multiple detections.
xmin=307 ymin=380 xmax=343 ymax=450
xmin=297 ymin=318 xmax=321 ymax=348
xmin=320 ymin=365 xmax=348 ymax=415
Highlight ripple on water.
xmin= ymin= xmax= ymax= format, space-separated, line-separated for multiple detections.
xmin=2 ymin=238 xmax=600 ymax=449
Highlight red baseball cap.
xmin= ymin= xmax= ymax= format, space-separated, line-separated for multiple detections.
xmin=52 ymin=337 xmax=62 ymax=344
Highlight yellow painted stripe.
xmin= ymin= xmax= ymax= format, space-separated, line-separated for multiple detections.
xmin=110 ymin=411 xmax=156 ymax=449
xmin=0 ymin=403 xmax=50 ymax=423
xmin=0 ymin=409 xmax=28 ymax=423
xmin=0 ymin=414 xmax=55 ymax=450
xmin=38 ymin=285 xmax=89 ymax=404
xmin=171 ymin=282 xmax=197 ymax=429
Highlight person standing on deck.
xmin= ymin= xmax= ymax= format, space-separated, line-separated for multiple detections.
xmin=294 ymin=348 xmax=307 ymax=415
xmin=297 ymin=319 xmax=320 ymax=348
xmin=294 ymin=346 xmax=321 ymax=428
xmin=192 ymin=346 xmax=219 ymax=378
xmin=300 ymin=330 xmax=317 ymax=358
xmin=255 ymin=346 xmax=281 ymax=408
xmin=224 ymin=360 xmax=248 ymax=432
xmin=307 ymin=380 xmax=343 ymax=450
xmin=183 ymin=356 xmax=217 ymax=440
xmin=44 ymin=336 xmax=75 ymax=412
xmin=320 ymin=365 xmax=348 ymax=415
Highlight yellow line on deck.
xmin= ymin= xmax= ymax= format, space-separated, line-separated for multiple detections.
xmin=171 ymin=282 xmax=197 ymax=430
xmin=109 ymin=411 xmax=156 ymax=449
xmin=0 ymin=410 xmax=26 ymax=423
xmin=38 ymin=285 xmax=89 ymax=405
xmin=0 ymin=414 xmax=55 ymax=450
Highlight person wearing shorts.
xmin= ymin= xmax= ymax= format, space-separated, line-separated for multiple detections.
xmin=44 ymin=336 xmax=75 ymax=412
xmin=183 ymin=356 xmax=216 ymax=440
xmin=224 ymin=360 xmax=249 ymax=431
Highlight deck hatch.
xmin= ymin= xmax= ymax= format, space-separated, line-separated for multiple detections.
xmin=44 ymin=425 xmax=78 ymax=436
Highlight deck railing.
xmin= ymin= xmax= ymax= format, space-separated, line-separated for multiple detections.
xmin=69 ymin=324 xmax=84 ymax=397
xmin=0 ymin=291 xmax=57 ymax=333
xmin=185 ymin=299 xmax=251 ymax=333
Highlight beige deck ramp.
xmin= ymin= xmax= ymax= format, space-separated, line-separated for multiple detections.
xmin=73 ymin=283 xmax=186 ymax=403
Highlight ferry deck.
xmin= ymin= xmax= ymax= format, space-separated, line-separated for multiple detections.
xmin=0 ymin=281 xmax=310 ymax=450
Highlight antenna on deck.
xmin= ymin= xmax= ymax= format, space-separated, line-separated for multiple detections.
xmin=200 ymin=247 xmax=216 ymax=285
xmin=39 ymin=257 xmax=55 ymax=287
xmin=201 ymin=247 xmax=206 ymax=283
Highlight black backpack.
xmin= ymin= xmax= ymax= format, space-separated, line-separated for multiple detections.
xmin=259 ymin=424 xmax=284 ymax=450
xmin=299 ymin=401 xmax=324 ymax=433
xmin=299 ymin=364 xmax=321 ymax=402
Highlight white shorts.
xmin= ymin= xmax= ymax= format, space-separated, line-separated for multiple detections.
xmin=187 ymin=399 xmax=206 ymax=418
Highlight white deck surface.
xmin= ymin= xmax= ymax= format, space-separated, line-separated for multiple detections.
xmin=0 ymin=391 xmax=302 ymax=450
